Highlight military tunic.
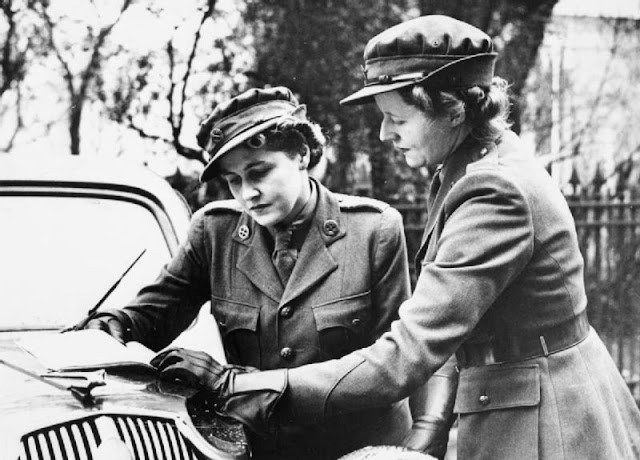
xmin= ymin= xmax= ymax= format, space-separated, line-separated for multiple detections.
xmin=116 ymin=177 xmax=413 ymax=459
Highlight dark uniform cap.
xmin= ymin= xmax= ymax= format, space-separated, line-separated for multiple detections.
xmin=197 ymin=87 xmax=303 ymax=182
xmin=341 ymin=15 xmax=497 ymax=105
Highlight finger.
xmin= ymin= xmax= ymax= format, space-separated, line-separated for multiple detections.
xmin=107 ymin=319 xmax=126 ymax=344
xmin=159 ymin=364 xmax=201 ymax=387
xmin=151 ymin=349 xmax=186 ymax=370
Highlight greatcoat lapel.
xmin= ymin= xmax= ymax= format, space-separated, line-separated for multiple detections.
xmin=417 ymin=140 xmax=492 ymax=262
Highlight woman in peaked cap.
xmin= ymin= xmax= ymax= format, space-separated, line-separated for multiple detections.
xmin=190 ymin=16 xmax=640 ymax=459
xmin=78 ymin=85 xmax=430 ymax=459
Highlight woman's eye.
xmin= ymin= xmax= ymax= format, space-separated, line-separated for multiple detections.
xmin=224 ymin=176 xmax=240 ymax=186
xmin=248 ymin=168 xmax=270 ymax=181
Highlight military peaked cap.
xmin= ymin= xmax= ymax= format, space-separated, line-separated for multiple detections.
xmin=341 ymin=15 xmax=497 ymax=105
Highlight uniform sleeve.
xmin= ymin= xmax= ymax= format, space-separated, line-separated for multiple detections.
xmin=368 ymin=206 xmax=412 ymax=339
xmin=116 ymin=210 xmax=211 ymax=351
xmin=276 ymin=171 xmax=535 ymax=421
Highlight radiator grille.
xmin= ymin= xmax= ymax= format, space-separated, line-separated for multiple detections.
xmin=19 ymin=415 xmax=200 ymax=460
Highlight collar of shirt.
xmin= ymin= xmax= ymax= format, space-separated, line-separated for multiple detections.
xmin=268 ymin=179 xmax=318 ymax=251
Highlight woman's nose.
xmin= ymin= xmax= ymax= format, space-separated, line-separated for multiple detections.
xmin=241 ymin=184 xmax=260 ymax=202
xmin=379 ymin=118 xmax=396 ymax=143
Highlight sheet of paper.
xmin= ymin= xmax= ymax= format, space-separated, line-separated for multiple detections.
xmin=19 ymin=329 xmax=155 ymax=371
xmin=162 ymin=306 xmax=227 ymax=365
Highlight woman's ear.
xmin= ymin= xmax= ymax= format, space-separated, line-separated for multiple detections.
xmin=299 ymin=146 xmax=311 ymax=170
xmin=450 ymin=110 xmax=466 ymax=127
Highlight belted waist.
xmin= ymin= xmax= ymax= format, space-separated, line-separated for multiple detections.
xmin=456 ymin=311 xmax=590 ymax=368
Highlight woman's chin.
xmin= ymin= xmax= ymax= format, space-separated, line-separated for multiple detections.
xmin=404 ymin=156 xmax=425 ymax=169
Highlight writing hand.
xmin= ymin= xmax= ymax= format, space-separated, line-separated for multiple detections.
xmin=85 ymin=315 xmax=128 ymax=345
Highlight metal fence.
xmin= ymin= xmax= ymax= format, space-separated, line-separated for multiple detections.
xmin=394 ymin=186 xmax=640 ymax=403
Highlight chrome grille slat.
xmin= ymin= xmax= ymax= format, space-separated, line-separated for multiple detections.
xmin=48 ymin=430 xmax=64 ymax=459
xmin=155 ymin=421 xmax=174 ymax=460
xmin=19 ymin=415 xmax=205 ymax=460
xmin=145 ymin=420 xmax=166 ymax=460
xmin=136 ymin=418 xmax=154 ymax=459
xmin=115 ymin=417 xmax=138 ymax=460
xmin=60 ymin=425 xmax=80 ymax=460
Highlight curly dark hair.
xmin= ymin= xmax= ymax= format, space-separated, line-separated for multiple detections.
xmin=244 ymin=117 xmax=326 ymax=170
xmin=399 ymin=77 xmax=512 ymax=144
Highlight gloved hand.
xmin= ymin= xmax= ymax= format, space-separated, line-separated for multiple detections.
xmin=84 ymin=314 xmax=129 ymax=344
xmin=402 ymin=416 xmax=451 ymax=459
xmin=150 ymin=348 xmax=256 ymax=392
xmin=151 ymin=348 xmax=288 ymax=436
xmin=403 ymin=357 xmax=458 ymax=459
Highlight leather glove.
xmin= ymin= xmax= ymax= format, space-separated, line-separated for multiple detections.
xmin=402 ymin=416 xmax=452 ymax=460
xmin=150 ymin=348 xmax=256 ymax=391
xmin=84 ymin=313 xmax=129 ymax=344
xmin=402 ymin=357 xmax=458 ymax=459
xmin=151 ymin=348 xmax=287 ymax=437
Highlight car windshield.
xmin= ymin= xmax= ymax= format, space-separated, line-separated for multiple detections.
xmin=0 ymin=195 xmax=173 ymax=331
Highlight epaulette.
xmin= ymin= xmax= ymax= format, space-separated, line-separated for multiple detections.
xmin=201 ymin=199 xmax=243 ymax=216
xmin=335 ymin=194 xmax=389 ymax=212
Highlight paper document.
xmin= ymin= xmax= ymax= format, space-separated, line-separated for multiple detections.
xmin=19 ymin=330 xmax=157 ymax=371
xmin=19 ymin=307 xmax=227 ymax=371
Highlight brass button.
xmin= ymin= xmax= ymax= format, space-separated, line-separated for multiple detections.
xmin=238 ymin=224 xmax=250 ymax=240
xmin=479 ymin=394 xmax=490 ymax=406
xmin=351 ymin=318 xmax=361 ymax=327
xmin=378 ymin=74 xmax=393 ymax=84
xmin=279 ymin=306 xmax=293 ymax=318
xmin=323 ymin=219 xmax=339 ymax=237
xmin=280 ymin=347 xmax=294 ymax=360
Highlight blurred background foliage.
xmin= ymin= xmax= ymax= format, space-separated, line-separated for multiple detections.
xmin=0 ymin=0 xmax=559 ymax=206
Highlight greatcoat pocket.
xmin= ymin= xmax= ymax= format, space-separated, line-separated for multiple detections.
xmin=454 ymin=363 xmax=540 ymax=460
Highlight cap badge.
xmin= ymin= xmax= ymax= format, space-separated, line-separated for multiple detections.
xmin=238 ymin=224 xmax=250 ymax=240
xmin=210 ymin=128 xmax=224 ymax=145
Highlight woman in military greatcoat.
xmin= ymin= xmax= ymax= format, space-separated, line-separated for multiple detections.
xmin=198 ymin=16 xmax=640 ymax=460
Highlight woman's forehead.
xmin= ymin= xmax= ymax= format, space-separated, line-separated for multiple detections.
xmin=374 ymin=91 xmax=426 ymax=118
xmin=218 ymin=146 xmax=284 ymax=173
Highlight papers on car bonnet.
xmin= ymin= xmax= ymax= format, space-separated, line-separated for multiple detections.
xmin=19 ymin=308 xmax=227 ymax=371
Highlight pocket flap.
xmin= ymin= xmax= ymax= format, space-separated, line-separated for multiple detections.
xmin=211 ymin=297 xmax=259 ymax=334
xmin=312 ymin=291 xmax=371 ymax=331
xmin=454 ymin=364 xmax=540 ymax=414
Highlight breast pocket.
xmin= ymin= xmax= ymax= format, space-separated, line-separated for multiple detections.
xmin=210 ymin=297 xmax=260 ymax=367
xmin=312 ymin=291 xmax=372 ymax=359
xmin=454 ymin=364 xmax=541 ymax=460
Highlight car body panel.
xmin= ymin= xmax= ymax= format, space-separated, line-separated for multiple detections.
xmin=0 ymin=156 xmax=248 ymax=459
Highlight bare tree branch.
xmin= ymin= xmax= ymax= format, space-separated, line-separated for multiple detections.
xmin=34 ymin=0 xmax=133 ymax=155
xmin=124 ymin=115 xmax=205 ymax=162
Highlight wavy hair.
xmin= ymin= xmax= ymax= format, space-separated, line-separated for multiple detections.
xmin=244 ymin=117 xmax=326 ymax=170
xmin=399 ymin=77 xmax=512 ymax=144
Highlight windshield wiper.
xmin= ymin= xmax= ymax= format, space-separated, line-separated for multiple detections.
xmin=62 ymin=248 xmax=147 ymax=332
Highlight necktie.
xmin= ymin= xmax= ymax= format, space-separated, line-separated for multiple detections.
xmin=272 ymin=226 xmax=297 ymax=287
